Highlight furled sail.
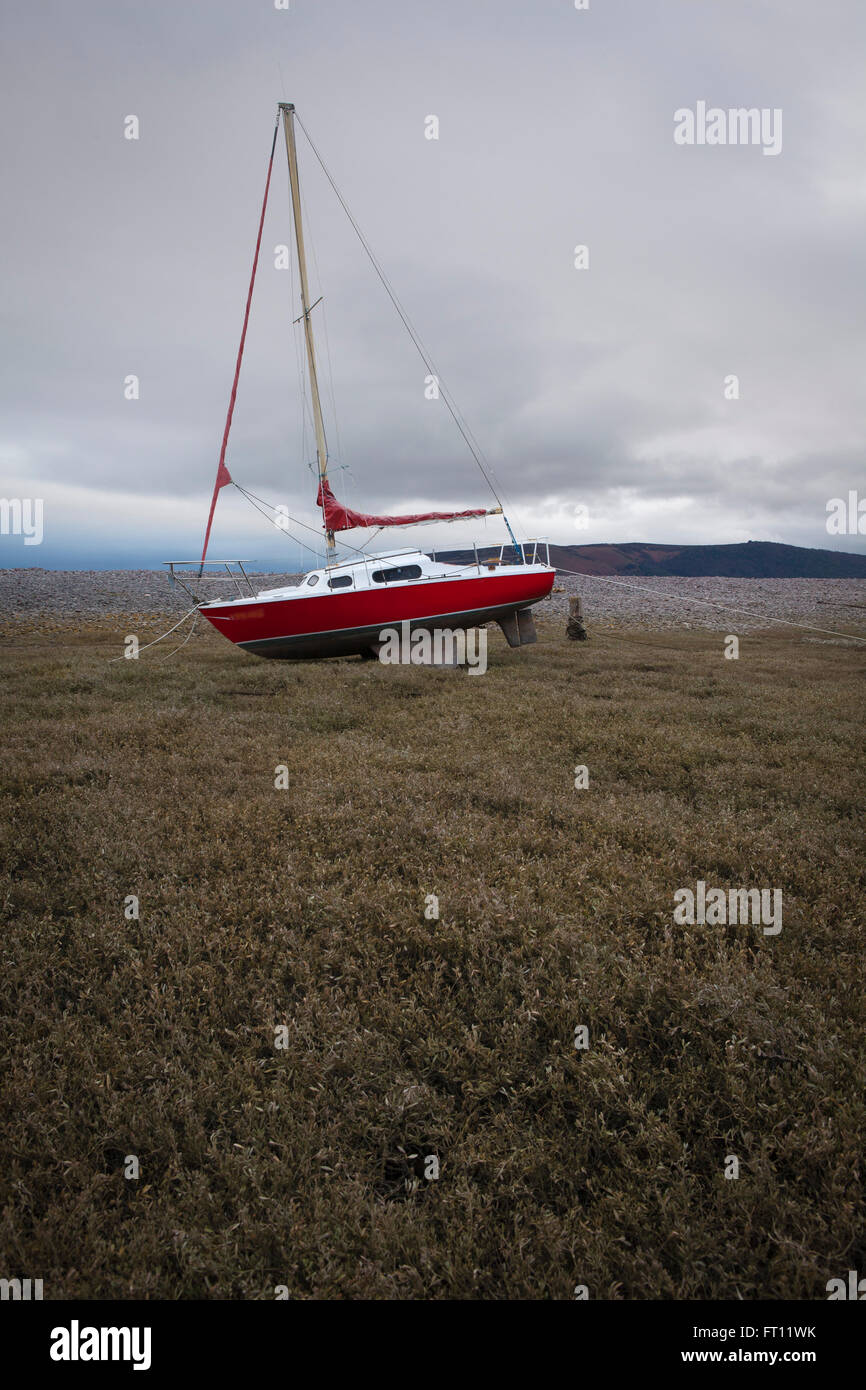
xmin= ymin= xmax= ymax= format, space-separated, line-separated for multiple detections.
xmin=316 ymin=479 xmax=496 ymax=532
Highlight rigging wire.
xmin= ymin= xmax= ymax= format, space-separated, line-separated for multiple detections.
xmin=232 ymin=482 xmax=329 ymax=561
xmin=221 ymin=109 xmax=529 ymax=560
xmin=294 ymin=113 xmax=507 ymax=513
xmin=232 ymin=481 xmax=366 ymax=561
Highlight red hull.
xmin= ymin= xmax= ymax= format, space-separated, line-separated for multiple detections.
xmin=201 ymin=570 xmax=554 ymax=659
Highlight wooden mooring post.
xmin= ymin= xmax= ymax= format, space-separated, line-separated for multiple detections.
xmin=566 ymin=595 xmax=588 ymax=641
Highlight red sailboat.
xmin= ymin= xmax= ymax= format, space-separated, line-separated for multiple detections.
xmin=172 ymin=103 xmax=553 ymax=661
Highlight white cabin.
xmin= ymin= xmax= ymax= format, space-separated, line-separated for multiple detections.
xmin=254 ymin=544 xmax=551 ymax=601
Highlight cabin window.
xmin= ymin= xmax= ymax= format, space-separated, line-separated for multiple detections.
xmin=328 ymin=575 xmax=353 ymax=589
xmin=306 ymin=574 xmax=319 ymax=586
xmin=371 ymin=564 xmax=423 ymax=584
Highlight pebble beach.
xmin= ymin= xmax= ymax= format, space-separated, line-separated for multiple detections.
xmin=1 ymin=568 xmax=865 ymax=642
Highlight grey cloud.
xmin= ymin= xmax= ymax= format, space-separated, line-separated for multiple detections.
xmin=1 ymin=0 xmax=863 ymax=565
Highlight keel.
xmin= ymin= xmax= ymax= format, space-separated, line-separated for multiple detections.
xmin=497 ymin=608 xmax=538 ymax=647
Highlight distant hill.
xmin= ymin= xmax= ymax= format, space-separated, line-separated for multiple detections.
xmin=438 ymin=540 xmax=866 ymax=578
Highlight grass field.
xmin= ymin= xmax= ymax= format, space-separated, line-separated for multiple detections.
xmin=1 ymin=617 xmax=863 ymax=1299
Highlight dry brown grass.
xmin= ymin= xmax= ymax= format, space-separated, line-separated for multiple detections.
xmin=0 ymin=617 xmax=863 ymax=1299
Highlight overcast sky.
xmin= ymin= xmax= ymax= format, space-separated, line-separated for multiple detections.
xmin=1 ymin=0 xmax=864 ymax=567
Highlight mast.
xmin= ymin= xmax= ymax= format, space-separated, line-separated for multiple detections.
xmin=279 ymin=102 xmax=336 ymax=562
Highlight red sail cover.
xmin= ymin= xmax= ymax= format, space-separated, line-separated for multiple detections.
xmin=316 ymin=479 xmax=489 ymax=531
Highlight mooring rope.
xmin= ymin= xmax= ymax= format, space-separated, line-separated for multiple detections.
xmin=554 ymin=565 xmax=866 ymax=645
xmin=107 ymin=606 xmax=199 ymax=662
xmin=157 ymin=607 xmax=200 ymax=660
